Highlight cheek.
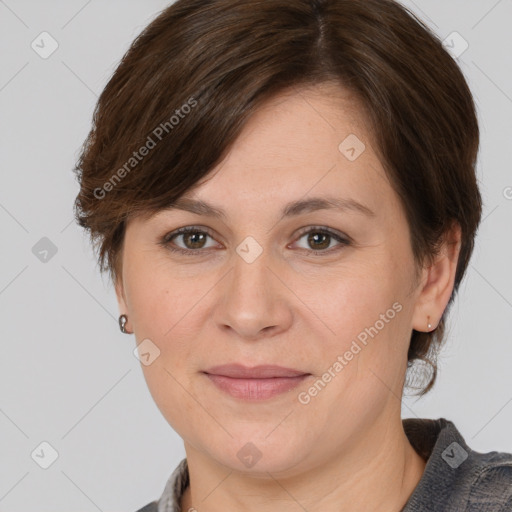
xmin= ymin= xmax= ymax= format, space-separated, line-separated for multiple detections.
xmin=300 ymin=253 xmax=411 ymax=381
xmin=124 ymin=253 xmax=214 ymax=385
xmin=123 ymin=250 xmax=196 ymax=335
xmin=301 ymin=260 xmax=395 ymax=334
xmin=127 ymin=261 xmax=206 ymax=432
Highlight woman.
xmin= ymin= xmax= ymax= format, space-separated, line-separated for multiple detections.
xmin=73 ymin=0 xmax=512 ymax=510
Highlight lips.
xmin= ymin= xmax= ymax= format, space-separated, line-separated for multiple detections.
xmin=202 ymin=364 xmax=311 ymax=400
xmin=203 ymin=364 xmax=309 ymax=379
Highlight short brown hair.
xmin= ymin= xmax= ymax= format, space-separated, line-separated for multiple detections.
xmin=73 ymin=0 xmax=482 ymax=396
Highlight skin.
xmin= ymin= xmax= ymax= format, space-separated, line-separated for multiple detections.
xmin=115 ymin=82 xmax=461 ymax=511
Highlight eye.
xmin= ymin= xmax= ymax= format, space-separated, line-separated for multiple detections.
xmin=159 ymin=226 xmax=218 ymax=254
xmin=291 ymin=227 xmax=350 ymax=255
xmin=159 ymin=225 xmax=351 ymax=256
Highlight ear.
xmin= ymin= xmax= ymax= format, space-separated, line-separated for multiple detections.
xmin=412 ymin=221 xmax=462 ymax=332
xmin=115 ymin=273 xmax=128 ymax=314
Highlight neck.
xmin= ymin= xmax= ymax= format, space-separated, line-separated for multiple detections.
xmin=180 ymin=417 xmax=427 ymax=512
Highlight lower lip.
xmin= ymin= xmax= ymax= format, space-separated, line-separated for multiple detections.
xmin=204 ymin=373 xmax=311 ymax=400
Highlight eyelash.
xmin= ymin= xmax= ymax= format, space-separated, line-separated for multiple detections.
xmin=158 ymin=225 xmax=351 ymax=257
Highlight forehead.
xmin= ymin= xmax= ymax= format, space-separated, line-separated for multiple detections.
xmin=183 ymin=83 xmax=388 ymax=210
xmin=131 ymin=82 xmax=399 ymax=231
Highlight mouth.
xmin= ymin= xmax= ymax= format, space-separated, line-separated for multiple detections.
xmin=202 ymin=364 xmax=312 ymax=400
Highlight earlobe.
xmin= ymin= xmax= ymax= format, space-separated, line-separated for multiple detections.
xmin=115 ymin=281 xmax=133 ymax=334
xmin=412 ymin=222 xmax=462 ymax=332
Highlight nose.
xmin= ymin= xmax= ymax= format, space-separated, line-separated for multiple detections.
xmin=213 ymin=246 xmax=293 ymax=340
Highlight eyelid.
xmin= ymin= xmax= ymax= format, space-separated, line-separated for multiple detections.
xmin=292 ymin=225 xmax=352 ymax=244
xmin=289 ymin=226 xmax=351 ymax=254
xmin=161 ymin=225 xmax=221 ymax=248
xmin=160 ymin=225 xmax=351 ymax=255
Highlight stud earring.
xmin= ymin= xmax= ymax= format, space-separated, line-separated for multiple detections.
xmin=427 ymin=316 xmax=432 ymax=331
xmin=119 ymin=314 xmax=133 ymax=334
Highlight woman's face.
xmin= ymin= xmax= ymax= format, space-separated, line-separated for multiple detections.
xmin=116 ymin=83 xmax=431 ymax=475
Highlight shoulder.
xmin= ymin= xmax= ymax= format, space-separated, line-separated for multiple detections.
xmin=134 ymin=499 xmax=159 ymax=512
xmin=402 ymin=417 xmax=512 ymax=511
xmin=467 ymin=450 xmax=512 ymax=509
xmin=134 ymin=457 xmax=189 ymax=512
xmin=438 ymin=419 xmax=512 ymax=509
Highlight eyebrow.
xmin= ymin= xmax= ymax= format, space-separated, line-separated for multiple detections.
xmin=163 ymin=196 xmax=375 ymax=219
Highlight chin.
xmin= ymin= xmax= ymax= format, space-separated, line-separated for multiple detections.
xmin=207 ymin=436 xmax=308 ymax=476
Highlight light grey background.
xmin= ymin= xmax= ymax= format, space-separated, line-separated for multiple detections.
xmin=0 ymin=1 xmax=511 ymax=510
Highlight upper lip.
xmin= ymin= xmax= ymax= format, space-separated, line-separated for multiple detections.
xmin=203 ymin=364 xmax=309 ymax=379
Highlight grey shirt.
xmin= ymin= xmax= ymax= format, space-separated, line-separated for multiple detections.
xmin=136 ymin=417 xmax=512 ymax=511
